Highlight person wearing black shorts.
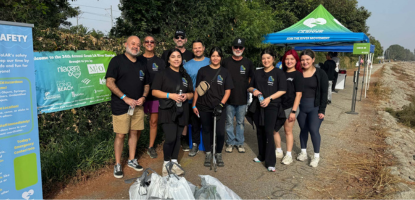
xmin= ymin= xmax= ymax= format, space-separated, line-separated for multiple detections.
xmin=152 ymin=49 xmax=194 ymax=176
xmin=296 ymin=49 xmax=328 ymax=168
xmin=248 ymin=49 xmax=287 ymax=172
xmin=138 ymin=36 xmax=166 ymax=159
xmin=192 ymin=47 xmax=234 ymax=167
xmin=274 ymin=50 xmax=304 ymax=165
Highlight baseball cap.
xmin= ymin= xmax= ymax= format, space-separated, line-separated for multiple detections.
xmin=233 ymin=38 xmax=245 ymax=47
xmin=175 ymin=30 xmax=186 ymax=38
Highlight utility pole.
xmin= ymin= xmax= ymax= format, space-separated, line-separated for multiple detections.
xmin=110 ymin=5 xmax=113 ymax=27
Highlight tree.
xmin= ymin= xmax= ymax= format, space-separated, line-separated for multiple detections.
xmin=0 ymin=0 xmax=79 ymax=30
xmin=385 ymin=44 xmax=415 ymax=61
xmin=369 ymin=36 xmax=383 ymax=58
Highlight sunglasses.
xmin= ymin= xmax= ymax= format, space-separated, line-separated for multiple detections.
xmin=145 ymin=40 xmax=155 ymax=44
xmin=233 ymin=46 xmax=244 ymax=50
xmin=175 ymin=36 xmax=185 ymax=40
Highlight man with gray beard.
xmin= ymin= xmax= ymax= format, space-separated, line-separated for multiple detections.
xmin=222 ymin=38 xmax=255 ymax=153
xmin=106 ymin=36 xmax=150 ymax=178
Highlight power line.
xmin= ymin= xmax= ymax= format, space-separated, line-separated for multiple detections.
xmin=71 ymin=4 xmax=121 ymax=13
xmin=79 ymin=17 xmax=110 ymax=23
xmin=82 ymin=11 xmax=109 ymax=17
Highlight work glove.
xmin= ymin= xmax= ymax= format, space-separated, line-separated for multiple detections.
xmin=213 ymin=103 xmax=224 ymax=118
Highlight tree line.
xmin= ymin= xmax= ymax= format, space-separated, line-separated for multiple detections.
xmin=384 ymin=45 xmax=415 ymax=61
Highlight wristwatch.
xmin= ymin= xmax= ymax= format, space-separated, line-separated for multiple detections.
xmin=291 ymin=110 xmax=297 ymax=114
xmin=269 ymin=97 xmax=273 ymax=101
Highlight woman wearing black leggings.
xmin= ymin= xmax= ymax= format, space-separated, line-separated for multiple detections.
xmin=248 ymin=49 xmax=287 ymax=172
xmin=152 ymin=49 xmax=194 ymax=176
xmin=193 ymin=47 xmax=233 ymax=167
xmin=296 ymin=49 xmax=328 ymax=168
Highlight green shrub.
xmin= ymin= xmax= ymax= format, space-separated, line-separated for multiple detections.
xmin=385 ymin=96 xmax=415 ymax=128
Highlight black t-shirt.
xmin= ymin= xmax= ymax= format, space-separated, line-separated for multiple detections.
xmin=137 ymin=55 xmax=166 ymax=101
xmin=151 ymin=67 xmax=193 ymax=125
xmin=162 ymin=49 xmax=194 ymax=65
xmin=281 ymin=71 xmax=304 ymax=109
xmin=196 ymin=66 xmax=234 ymax=112
xmin=322 ymin=60 xmax=336 ymax=80
xmin=249 ymin=68 xmax=287 ymax=107
xmin=222 ymin=57 xmax=254 ymax=105
xmin=105 ymin=54 xmax=150 ymax=115
xmin=303 ymin=74 xmax=317 ymax=98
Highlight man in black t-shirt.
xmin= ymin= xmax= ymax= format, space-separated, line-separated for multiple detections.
xmin=222 ymin=38 xmax=255 ymax=153
xmin=161 ymin=30 xmax=194 ymax=65
xmin=137 ymin=36 xmax=166 ymax=159
xmin=322 ymin=52 xmax=336 ymax=104
xmin=161 ymin=29 xmax=194 ymax=151
xmin=105 ymin=36 xmax=150 ymax=178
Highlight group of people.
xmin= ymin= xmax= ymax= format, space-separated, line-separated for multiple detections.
xmin=105 ymin=29 xmax=329 ymax=178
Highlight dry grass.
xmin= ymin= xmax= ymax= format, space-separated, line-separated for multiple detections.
xmin=391 ymin=64 xmax=412 ymax=82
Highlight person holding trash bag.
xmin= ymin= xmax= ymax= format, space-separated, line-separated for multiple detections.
xmin=296 ymin=49 xmax=328 ymax=168
xmin=248 ymin=48 xmax=287 ymax=172
xmin=152 ymin=49 xmax=194 ymax=176
xmin=274 ymin=50 xmax=303 ymax=165
xmin=192 ymin=47 xmax=234 ymax=167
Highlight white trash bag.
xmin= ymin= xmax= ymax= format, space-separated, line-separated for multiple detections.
xmin=128 ymin=168 xmax=156 ymax=200
xmin=198 ymin=175 xmax=241 ymax=200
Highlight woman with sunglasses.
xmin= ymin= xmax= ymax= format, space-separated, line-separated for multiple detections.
xmin=152 ymin=49 xmax=193 ymax=176
xmin=273 ymin=50 xmax=303 ymax=165
xmin=138 ymin=36 xmax=166 ymax=159
xmin=193 ymin=47 xmax=234 ymax=167
xmin=248 ymin=48 xmax=287 ymax=172
xmin=296 ymin=49 xmax=328 ymax=168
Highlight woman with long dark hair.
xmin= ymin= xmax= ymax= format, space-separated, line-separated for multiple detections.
xmin=296 ymin=49 xmax=328 ymax=168
xmin=274 ymin=50 xmax=304 ymax=165
xmin=192 ymin=47 xmax=234 ymax=167
xmin=248 ymin=48 xmax=287 ymax=172
xmin=152 ymin=49 xmax=194 ymax=176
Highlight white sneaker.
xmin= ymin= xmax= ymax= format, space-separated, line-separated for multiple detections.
xmin=162 ymin=162 xmax=168 ymax=177
xmin=275 ymin=150 xmax=284 ymax=159
xmin=172 ymin=163 xmax=184 ymax=176
xmin=267 ymin=166 xmax=276 ymax=172
xmin=281 ymin=155 xmax=293 ymax=165
xmin=310 ymin=157 xmax=320 ymax=167
xmin=297 ymin=152 xmax=308 ymax=161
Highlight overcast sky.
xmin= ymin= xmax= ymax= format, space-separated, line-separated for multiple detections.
xmin=68 ymin=0 xmax=414 ymax=52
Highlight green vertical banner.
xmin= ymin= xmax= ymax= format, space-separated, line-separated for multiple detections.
xmin=353 ymin=43 xmax=370 ymax=54
xmin=34 ymin=50 xmax=116 ymax=113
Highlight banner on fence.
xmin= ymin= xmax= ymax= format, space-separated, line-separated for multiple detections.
xmin=34 ymin=50 xmax=116 ymax=113
xmin=0 ymin=21 xmax=43 ymax=199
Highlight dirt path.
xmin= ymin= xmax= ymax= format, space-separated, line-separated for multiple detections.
xmin=49 ymin=64 xmax=396 ymax=199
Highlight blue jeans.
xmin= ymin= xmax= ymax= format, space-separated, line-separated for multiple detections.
xmin=225 ymin=104 xmax=247 ymax=146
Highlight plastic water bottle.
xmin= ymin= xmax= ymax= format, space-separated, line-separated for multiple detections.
xmin=177 ymin=90 xmax=183 ymax=107
xmin=258 ymin=94 xmax=264 ymax=103
xmin=127 ymin=106 xmax=134 ymax=116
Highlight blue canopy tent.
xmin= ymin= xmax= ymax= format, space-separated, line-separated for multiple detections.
xmin=293 ymin=45 xmax=375 ymax=53
xmin=263 ymin=5 xmax=370 ymax=46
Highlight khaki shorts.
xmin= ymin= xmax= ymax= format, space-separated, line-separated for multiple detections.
xmin=112 ymin=106 xmax=144 ymax=134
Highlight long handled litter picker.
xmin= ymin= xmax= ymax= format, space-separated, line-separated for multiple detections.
xmin=210 ymin=116 xmax=217 ymax=172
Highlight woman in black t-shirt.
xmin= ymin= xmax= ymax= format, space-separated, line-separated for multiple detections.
xmin=296 ymin=49 xmax=328 ymax=168
xmin=152 ymin=49 xmax=194 ymax=176
xmin=248 ymin=49 xmax=287 ymax=172
xmin=192 ymin=47 xmax=234 ymax=168
xmin=274 ymin=50 xmax=304 ymax=166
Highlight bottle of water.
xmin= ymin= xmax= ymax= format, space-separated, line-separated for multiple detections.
xmin=258 ymin=94 xmax=264 ymax=103
xmin=177 ymin=90 xmax=183 ymax=107
xmin=127 ymin=106 xmax=135 ymax=116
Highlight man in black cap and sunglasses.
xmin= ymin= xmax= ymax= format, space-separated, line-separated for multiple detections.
xmin=222 ymin=38 xmax=255 ymax=154
xmin=161 ymin=29 xmax=194 ymax=65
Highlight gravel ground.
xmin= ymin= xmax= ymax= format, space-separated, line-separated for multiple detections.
xmin=374 ymin=62 xmax=415 ymax=198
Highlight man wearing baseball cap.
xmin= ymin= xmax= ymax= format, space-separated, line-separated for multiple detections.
xmin=222 ymin=38 xmax=255 ymax=153
xmin=161 ymin=29 xmax=194 ymax=65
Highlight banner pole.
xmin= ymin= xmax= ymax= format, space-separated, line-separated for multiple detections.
xmin=346 ymin=55 xmax=360 ymax=114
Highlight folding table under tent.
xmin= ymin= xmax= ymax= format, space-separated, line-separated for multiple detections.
xmin=262 ymin=5 xmax=370 ymax=47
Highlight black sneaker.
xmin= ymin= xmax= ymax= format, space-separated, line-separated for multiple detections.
xmin=114 ymin=163 xmax=123 ymax=178
xmin=147 ymin=147 xmax=158 ymax=158
xmin=204 ymin=152 xmax=212 ymax=167
xmin=189 ymin=143 xmax=199 ymax=157
xmin=127 ymin=159 xmax=143 ymax=171
xmin=215 ymin=153 xmax=224 ymax=167
xmin=181 ymin=136 xmax=190 ymax=151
